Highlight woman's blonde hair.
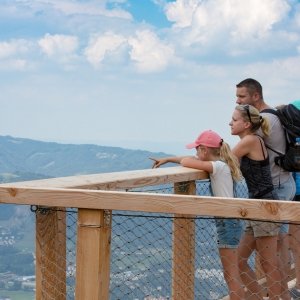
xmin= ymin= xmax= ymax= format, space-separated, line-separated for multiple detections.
xmin=209 ymin=142 xmax=242 ymax=181
xmin=235 ymin=104 xmax=270 ymax=136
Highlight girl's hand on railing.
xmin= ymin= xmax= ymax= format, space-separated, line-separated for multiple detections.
xmin=149 ymin=156 xmax=187 ymax=168
xmin=149 ymin=157 xmax=168 ymax=168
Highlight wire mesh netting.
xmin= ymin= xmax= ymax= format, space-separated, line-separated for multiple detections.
xmin=33 ymin=180 xmax=300 ymax=300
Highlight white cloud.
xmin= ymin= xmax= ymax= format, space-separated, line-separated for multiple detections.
xmin=268 ymin=55 xmax=300 ymax=78
xmin=0 ymin=39 xmax=30 ymax=59
xmin=84 ymin=29 xmax=176 ymax=72
xmin=164 ymin=0 xmax=199 ymax=28
xmin=38 ymin=34 xmax=79 ymax=57
xmin=0 ymin=39 xmax=32 ymax=71
xmin=49 ymin=0 xmax=132 ymax=19
xmin=165 ymin=0 xmax=291 ymax=46
xmin=227 ymin=0 xmax=290 ymax=39
xmin=128 ymin=30 xmax=175 ymax=73
xmin=2 ymin=0 xmax=300 ymax=156
xmin=295 ymin=7 xmax=300 ymax=28
xmin=4 ymin=0 xmax=132 ymax=20
xmin=84 ymin=32 xmax=126 ymax=67
xmin=0 ymin=59 xmax=28 ymax=71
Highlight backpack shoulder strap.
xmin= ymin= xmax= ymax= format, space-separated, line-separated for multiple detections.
xmin=259 ymin=109 xmax=283 ymax=155
xmin=260 ymin=108 xmax=278 ymax=115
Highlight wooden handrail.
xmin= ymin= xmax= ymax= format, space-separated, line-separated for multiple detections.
xmin=1 ymin=166 xmax=299 ymax=300
xmin=0 ymin=166 xmax=208 ymax=189
xmin=0 ymin=185 xmax=299 ymax=221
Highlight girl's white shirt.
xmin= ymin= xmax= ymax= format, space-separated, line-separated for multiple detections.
xmin=210 ymin=160 xmax=233 ymax=198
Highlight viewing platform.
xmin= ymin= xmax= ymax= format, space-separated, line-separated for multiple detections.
xmin=0 ymin=166 xmax=299 ymax=299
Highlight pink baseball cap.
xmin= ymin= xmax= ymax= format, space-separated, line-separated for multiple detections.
xmin=186 ymin=130 xmax=223 ymax=149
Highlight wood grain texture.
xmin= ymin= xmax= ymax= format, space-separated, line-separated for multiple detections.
xmin=75 ymin=209 xmax=111 ymax=300
xmin=36 ymin=208 xmax=66 ymax=300
xmin=0 ymin=185 xmax=299 ymax=221
xmin=172 ymin=181 xmax=196 ymax=300
xmin=0 ymin=166 xmax=208 ymax=189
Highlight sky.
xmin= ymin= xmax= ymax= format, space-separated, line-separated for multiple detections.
xmin=1 ymin=0 xmax=300 ymax=155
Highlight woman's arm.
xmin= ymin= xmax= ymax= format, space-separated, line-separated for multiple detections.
xmin=232 ymin=135 xmax=265 ymax=161
xmin=232 ymin=136 xmax=252 ymax=160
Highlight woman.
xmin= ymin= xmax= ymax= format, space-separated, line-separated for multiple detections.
xmin=151 ymin=129 xmax=245 ymax=300
xmin=230 ymin=104 xmax=283 ymax=300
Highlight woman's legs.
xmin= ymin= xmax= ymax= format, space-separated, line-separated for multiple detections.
xmin=256 ymin=236 xmax=282 ymax=300
xmin=238 ymin=233 xmax=264 ymax=299
xmin=219 ymin=248 xmax=245 ymax=299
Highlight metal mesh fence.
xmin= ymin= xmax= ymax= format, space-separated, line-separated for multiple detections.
xmin=33 ymin=180 xmax=300 ymax=300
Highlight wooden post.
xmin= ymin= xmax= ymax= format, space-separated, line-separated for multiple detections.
xmin=75 ymin=209 xmax=112 ymax=300
xmin=172 ymin=181 xmax=196 ymax=300
xmin=36 ymin=207 xmax=66 ymax=300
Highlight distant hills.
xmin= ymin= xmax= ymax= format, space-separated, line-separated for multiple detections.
xmin=0 ymin=135 xmax=170 ymax=182
xmin=0 ymin=134 xmax=171 ymax=261
xmin=0 ymin=134 xmax=171 ymax=223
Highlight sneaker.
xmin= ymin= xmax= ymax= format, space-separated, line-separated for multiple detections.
xmin=291 ymin=287 xmax=300 ymax=299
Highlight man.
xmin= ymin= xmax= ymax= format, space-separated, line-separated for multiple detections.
xmin=235 ymin=78 xmax=296 ymax=300
xmin=287 ymin=99 xmax=300 ymax=299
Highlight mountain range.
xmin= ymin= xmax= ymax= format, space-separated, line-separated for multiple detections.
xmin=0 ymin=134 xmax=171 ymax=224
xmin=0 ymin=135 xmax=170 ymax=182
xmin=0 ymin=134 xmax=172 ymax=283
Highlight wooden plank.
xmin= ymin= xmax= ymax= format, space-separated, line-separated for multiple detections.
xmin=0 ymin=167 xmax=208 ymax=190
xmin=1 ymin=186 xmax=300 ymax=221
xmin=36 ymin=208 xmax=66 ymax=300
xmin=75 ymin=209 xmax=111 ymax=300
xmin=172 ymin=181 xmax=196 ymax=300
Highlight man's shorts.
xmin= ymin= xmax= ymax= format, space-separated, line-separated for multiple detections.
xmin=244 ymin=220 xmax=281 ymax=238
xmin=274 ymin=176 xmax=296 ymax=234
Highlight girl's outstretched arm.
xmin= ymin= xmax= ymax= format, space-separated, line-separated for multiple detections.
xmin=150 ymin=156 xmax=212 ymax=173
xmin=181 ymin=157 xmax=213 ymax=173
xmin=149 ymin=156 xmax=189 ymax=168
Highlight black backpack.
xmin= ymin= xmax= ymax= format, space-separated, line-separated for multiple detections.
xmin=262 ymin=103 xmax=300 ymax=172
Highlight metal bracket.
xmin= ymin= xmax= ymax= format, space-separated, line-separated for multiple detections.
xmin=104 ymin=210 xmax=112 ymax=228
xmin=30 ymin=205 xmax=51 ymax=215
xmin=176 ymin=181 xmax=190 ymax=193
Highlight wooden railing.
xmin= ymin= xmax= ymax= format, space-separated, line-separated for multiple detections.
xmin=0 ymin=166 xmax=299 ymax=299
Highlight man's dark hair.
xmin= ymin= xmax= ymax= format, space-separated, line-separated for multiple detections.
xmin=236 ymin=78 xmax=263 ymax=99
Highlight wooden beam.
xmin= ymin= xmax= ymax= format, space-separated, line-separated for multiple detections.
xmin=75 ymin=209 xmax=111 ymax=300
xmin=1 ymin=186 xmax=300 ymax=221
xmin=36 ymin=208 xmax=66 ymax=300
xmin=172 ymin=181 xmax=196 ymax=300
xmin=0 ymin=167 xmax=208 ymax=190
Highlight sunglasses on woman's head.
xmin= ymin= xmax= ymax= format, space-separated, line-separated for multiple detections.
xmin=241 ymin=104 xmax=252 ymax=123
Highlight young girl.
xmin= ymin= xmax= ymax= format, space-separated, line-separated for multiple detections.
xmin=150 ymin=129 xmax=245 ymax=300
xmin=229 ymin=104 xmax=283 ymax=300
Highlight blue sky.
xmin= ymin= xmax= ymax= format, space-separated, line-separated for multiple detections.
xmin=1 ymin=0 xmax=300 ymax=155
